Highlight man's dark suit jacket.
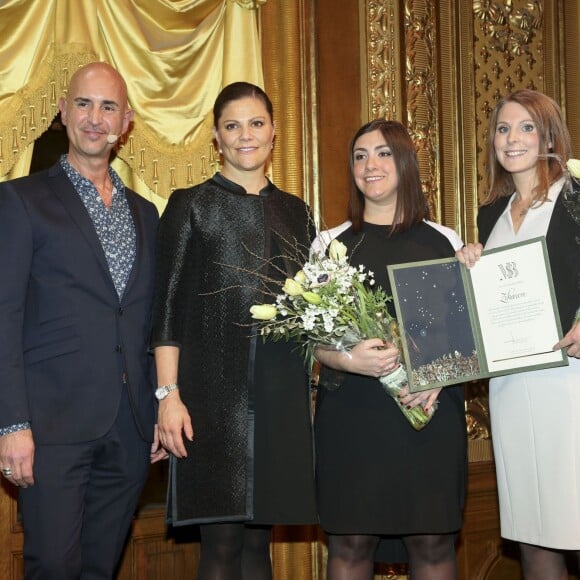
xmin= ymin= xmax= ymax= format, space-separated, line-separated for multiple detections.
xmin=0 ymin=162 xmax=158 ymax=444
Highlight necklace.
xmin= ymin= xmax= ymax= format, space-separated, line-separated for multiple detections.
xmin=514 ymin=193 xmax=533 ymax=218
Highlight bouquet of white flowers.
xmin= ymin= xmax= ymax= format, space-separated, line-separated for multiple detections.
xmin=250 ymin=239 xmax=435 ymax=430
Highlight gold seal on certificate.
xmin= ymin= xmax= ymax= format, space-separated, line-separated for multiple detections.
xmin=388 ymin=237 xmax=568 ymax=392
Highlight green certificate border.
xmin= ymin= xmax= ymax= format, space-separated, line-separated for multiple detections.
xmin=387 ymin=237 xmax=568 ymax=392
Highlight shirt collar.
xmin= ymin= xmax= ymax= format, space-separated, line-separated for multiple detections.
xmin=211 ymin=172 xmax=275 ymax=197
xmin=59 ymin=154 xmax=125 ymax=197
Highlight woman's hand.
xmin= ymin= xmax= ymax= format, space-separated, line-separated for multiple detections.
xmin=554 ymin=320 xmax=580 ymax=358
xmin=150 ymin=424 xmax=170 ymax=463
xmin=154 ymin=346 xmax=192 ymax=458
xmin=397 ymin=384 xmax=441 ymax=414
xmin=455 ymin=242 xmax=484 ymax=268
xmin=315 ymin=338 xmax=400 ymax=378
xmin=157 ymin=391 xmax=194 ymax=459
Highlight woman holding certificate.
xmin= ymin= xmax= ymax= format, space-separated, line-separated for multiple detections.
xmin=314 ymin=119 xmax=467 ymax=580
xmin=458 ymin=89 xmax=580 ymax=578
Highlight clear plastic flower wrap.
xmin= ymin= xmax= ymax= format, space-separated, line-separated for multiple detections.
xmin=250 ymin=239 xmax=436 ymax=430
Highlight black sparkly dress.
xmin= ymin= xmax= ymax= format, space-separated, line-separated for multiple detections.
xmin=152 ymin=173 xmax=317 ymax=526
xmin=315 ymin=221 xmax=467 ymax=562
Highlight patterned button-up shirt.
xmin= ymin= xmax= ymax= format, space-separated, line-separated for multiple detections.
xmin=60 ymin=155 xmax=137 ymax=299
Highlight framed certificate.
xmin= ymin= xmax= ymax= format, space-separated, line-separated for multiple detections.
xmin=387 ymin=237 xmax=568 ymax=392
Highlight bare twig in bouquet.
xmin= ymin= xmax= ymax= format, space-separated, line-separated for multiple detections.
xmin=203 ymin=233 xmax=311 ymax=299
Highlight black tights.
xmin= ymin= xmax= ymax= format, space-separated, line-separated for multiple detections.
xmin=403 ymin=534 xmax=458 ymax=580
xmin=326 ymin=534 xmax=379 ymax=580
xmin=520 ymin=543 xmax=580 ymax=580
xmin=197 ymin=523 xmax=272 ymax=580
xmin=326 ymin=532 xmax=458 ymax=580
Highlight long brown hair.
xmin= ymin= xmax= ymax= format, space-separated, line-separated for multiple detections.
xmin=484 ymin=89 xmax=572 ymax=205
xmin=348 ymin=119 xmax=429 ymax=234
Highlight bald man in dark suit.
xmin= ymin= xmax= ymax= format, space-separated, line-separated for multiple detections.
xmin=0 ymin=62 xmax=166 ymax=579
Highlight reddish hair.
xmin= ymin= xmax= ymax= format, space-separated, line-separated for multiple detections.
xmin=484 ymin=89 xmax=572 ymax=205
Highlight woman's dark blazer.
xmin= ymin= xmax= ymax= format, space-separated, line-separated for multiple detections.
xmin=477 ymin=179 xmax=580 ymax=333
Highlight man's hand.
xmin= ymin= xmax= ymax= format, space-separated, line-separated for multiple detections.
xmin=0 ymin=429 xmax=35 ymax=487
xmin=157 ymin=392 xmax=194 ymax=459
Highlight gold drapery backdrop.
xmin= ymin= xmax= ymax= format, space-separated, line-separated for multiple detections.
xmin=0 ymin=0 xmax=267 ymax=211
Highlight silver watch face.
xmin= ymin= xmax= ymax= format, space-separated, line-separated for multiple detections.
xmin=155 ymin=387 xmax=168 ymax=400
xmin=155 ymin=385 xmax=177 ymax=400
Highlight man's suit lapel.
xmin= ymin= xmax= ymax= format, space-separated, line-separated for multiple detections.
xmin=47 ymin=164 xmax=119 ymax=299
xmin=123 ymin=192 xmax=144 ymax=300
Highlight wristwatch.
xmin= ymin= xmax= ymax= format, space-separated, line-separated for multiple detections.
xmin=155 ymin=383 xmax=179 ymax=400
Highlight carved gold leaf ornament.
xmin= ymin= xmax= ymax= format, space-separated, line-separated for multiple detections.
xmin=465 ymin=387 xmax=491 ymax=439
xmin=366 ymin=0 xmax=395 ymax=121
xmin=473 ymin=0 xmax=543 ymax=194
xmin=473 ymin=0 xmax=542 ymax=54
xmin=403 ymin=0 xmax=439 ymax=218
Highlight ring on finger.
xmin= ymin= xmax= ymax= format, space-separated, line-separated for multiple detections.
xmin=2 ymin=467 xmax=12 ymax=477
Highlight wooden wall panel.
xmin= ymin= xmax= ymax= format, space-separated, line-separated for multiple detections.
xmin=314 ymin=0 xmax=362 ymax=228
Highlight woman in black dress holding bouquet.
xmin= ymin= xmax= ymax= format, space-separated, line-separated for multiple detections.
xmin=313 ymin=120 xmax=467 ymax=579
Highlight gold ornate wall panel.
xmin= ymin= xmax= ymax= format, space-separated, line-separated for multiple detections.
xmin=361 ymin=0 xmax=403 ymax=123
xmin=438 ymin=2 xmax=479 ymax=244
xmin=360 ymin=0 xmax=569 ymax=245
xmin=361 ymin=0 xmax=444 ymax=228
xmin=472 ymin=0 xmax=559 ymax=200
